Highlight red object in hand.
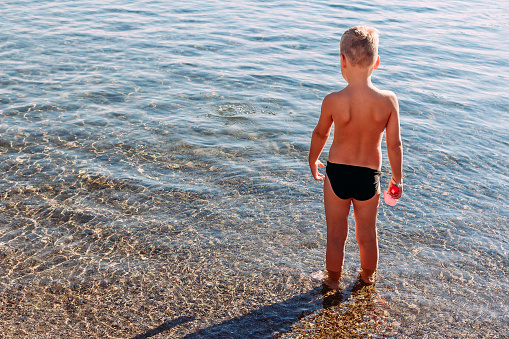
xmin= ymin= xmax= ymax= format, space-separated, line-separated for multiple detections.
xmin=389 ymin=185 xmax=399 ymax=195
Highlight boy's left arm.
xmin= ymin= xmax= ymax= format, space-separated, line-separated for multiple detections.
xmin=385 ymin=92 xmax=403 ymax=198
xmin=308 ymin=95 xmax=333 ymax=181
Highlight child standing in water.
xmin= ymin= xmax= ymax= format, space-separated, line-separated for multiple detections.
xmin=309 ymin=26 xmax=403 ymax=288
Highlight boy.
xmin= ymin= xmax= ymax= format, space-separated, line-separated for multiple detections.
xmin=308 ymin=26 xmax=403 ymax=288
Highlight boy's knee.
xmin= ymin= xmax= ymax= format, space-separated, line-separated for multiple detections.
xmin=356 ymin=232 xmax=377 ymax=246
xmin=328 ymin=233 xmax=347 ymax=246
xmin=328 ymin=227 xmax=348 ymax=241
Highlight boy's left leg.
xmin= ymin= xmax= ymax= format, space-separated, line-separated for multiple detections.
xmin=324 ymin=175 xmax=351 ymax=288
xmin=352 ymin=192 xmax=380 ymax=284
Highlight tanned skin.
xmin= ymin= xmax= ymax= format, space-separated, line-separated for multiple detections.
xmin=309 ymin=53 xmax=403 ymax=287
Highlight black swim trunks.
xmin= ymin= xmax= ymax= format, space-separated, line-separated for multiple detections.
xmin=326 ymin=162 xmax=381 ymax=201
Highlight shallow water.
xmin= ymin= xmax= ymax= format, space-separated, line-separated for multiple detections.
xmin=1 ymin=0 xmax=508 ymax=338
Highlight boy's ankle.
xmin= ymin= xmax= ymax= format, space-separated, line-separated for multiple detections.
xmin=322 ymin=269 xmax=342 ymax=289
xmin=327 ymin=269 xmax=342 ymax=281
xmin=360 ymin=268 xmax=377 ymax=284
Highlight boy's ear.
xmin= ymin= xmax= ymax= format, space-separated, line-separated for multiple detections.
xmin=373 ymin=55 xmax=380 ymax=70
xmin=340 ymin=54 xmax=347 ymax=68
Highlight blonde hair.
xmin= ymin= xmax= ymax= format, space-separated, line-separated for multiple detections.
xmin=340 ymin=26 xmax=379 ymax=67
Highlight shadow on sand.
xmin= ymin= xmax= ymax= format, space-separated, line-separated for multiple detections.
xmin=183 ymin=286 xmax=324 ymax=339
xmin=132 ymin=316 xmax=196 ymax=339
xmin=133 ymin=280 xmax=375 ymax=339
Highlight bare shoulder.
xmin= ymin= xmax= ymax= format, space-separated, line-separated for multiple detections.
xmin=380 ymin=89 xmax=398 ymax=102
xmin=322 ymin=89 xmax=348 ymax=110
xmin=323 ymin=90 xmax=347 ymax=103
xmin=376 ymin=89 xmax=398 ymax=111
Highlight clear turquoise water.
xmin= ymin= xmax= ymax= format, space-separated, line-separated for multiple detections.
xmin=0 ymin=0 xmax=508 ymax=337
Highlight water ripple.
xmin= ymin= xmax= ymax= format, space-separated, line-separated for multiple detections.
xmin=1 ymin=0 xmax=508 ymax=337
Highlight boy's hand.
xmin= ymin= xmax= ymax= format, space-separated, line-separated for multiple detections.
xmin=388 ymin=181 xmax=403 ymax=199
xmin=310 ymin=160 xmax=325 ymax=181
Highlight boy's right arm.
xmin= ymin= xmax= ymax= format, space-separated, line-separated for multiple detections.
xmin=309 ymin=95 xmax=334 ymax=181
xmin=385 ymin=92 xmax=403 ymax=198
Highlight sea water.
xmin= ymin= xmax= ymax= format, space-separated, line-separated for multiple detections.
xmin=0 ymin=0 xmax=508 ymax=337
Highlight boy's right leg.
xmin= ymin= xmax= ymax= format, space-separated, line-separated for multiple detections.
xmin=352 ymin=193 xmax=380 ymax=284
xmin=324 ymin=175 xmax=351 ymax=288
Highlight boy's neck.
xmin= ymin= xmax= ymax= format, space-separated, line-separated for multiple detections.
xmin=346 ymin=74 xmax=373 ymax=87
xmin=343 ymin=67 xmax=375 ymax=88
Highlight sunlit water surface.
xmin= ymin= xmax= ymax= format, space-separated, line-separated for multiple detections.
xmin=1 ymin=0 xmax=508 ymax=338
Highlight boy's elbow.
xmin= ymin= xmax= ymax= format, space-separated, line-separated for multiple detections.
xmin=386 ymin=134 xmax=402 ymax=149
xmin=392 ymin=139 xmax=402 ymax=148
xmin=313 ymin=128 xmax=329 ymax=140
xmin=388 ymin=141 xmax=402 ymax=153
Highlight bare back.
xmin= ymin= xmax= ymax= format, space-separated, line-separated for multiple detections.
xmin=323 ymin=84 xmax=398 ymax=171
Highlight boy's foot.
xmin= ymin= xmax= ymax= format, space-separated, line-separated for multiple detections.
xmin=322 ymin=277 xmax=341 ymax=290
xmin=360 ymin=268 xmax=377 ymax=285
xmin=322 ymin=269 xmax=341 ymax=290
xmin=351 ymin=277 xmax=376 ymax=297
